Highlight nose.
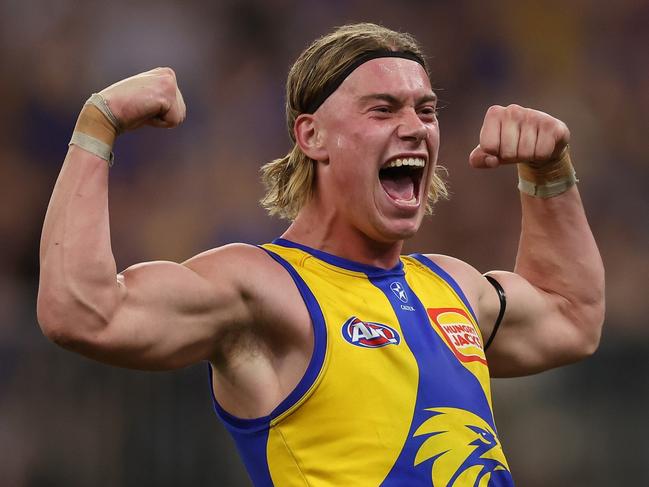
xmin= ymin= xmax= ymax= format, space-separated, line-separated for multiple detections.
xmin=397 ymin=108 xmax=428 ymax=143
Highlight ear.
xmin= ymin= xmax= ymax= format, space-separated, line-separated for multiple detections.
xmin=294 ymin=114 xmax=328 ymax=162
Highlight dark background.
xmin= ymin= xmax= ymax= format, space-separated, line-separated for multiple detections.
xmin=1 ymin=0 xmax=648 ymax=485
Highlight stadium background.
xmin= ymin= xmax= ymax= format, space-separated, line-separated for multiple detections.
xmin=1 ymin=0 xmax=648 ymax=485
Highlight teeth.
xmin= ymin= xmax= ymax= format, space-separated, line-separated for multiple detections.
xmin=384 ymin=157 xmax=425 ymax=169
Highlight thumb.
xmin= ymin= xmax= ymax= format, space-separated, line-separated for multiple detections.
xmin=469 ymin=145 xmax=501 ymax=169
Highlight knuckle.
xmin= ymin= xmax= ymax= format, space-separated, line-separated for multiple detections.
xmin=156 ymin=66 xmax=176 ymax=77
xmin=522 ymin=109 xmax=538 ymax=124
xmin=505 ymin=104 xmax=524 ymax=120
xmin=156 ymin=68 xmax=178 ymax=88
xmin=539 ymin=117 xmax=556 ymax=132
xmin=557 ymin=120 xmax=570 ymax=139
xmin=163 ymin=73 xmax=176 ymax=86
xmin=486 ymin=105 xmax=504 ymax=117
xmin=158 ymin=78 xmax=178 ymax=99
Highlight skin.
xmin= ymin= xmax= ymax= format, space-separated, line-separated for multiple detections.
xmin=287 ymin=59 xmax=439 ymax=266
xmin=38 ymin=62 xmax=605 ymax=420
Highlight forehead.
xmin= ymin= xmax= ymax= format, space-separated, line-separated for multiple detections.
xmin=336 ymin=57 xmax=433 ymax=100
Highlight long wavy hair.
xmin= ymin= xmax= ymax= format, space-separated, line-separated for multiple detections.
xmin=260 ymin=23 xmax=448 ymax=220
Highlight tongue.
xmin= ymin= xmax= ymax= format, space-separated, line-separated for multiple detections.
xmin=381 ymin=174 xmax=414 ymax=201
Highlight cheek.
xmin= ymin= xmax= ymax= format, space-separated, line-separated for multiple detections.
xmin=324 ymin=117 xmax=356 ymax=156
xmin=328 ymin=133 xmax=368 ymax=176
xmin=427 ymin=126 xmax=440 ymax=155
xmin=334 ymin=135 xmax=348 ymax=150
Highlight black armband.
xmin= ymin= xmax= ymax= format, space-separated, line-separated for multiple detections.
xmin=484 ymin=275 xmax=506 ymax=351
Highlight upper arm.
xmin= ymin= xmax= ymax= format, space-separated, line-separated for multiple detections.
xmin=68 ymin=244 xmax=256 ymax=370
xmin=424 ymin=255 xmax=599 ymax=378
xmin=478 ymin=270 xmax=599 ymax=377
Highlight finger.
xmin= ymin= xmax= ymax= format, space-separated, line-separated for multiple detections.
xmin=469 ymin=145 xmax=500 ymax=169
xmin=479 ymin=106 xmax=503 ymax=156
xmin=517 ymin=120 xmax=537 ymax=162
xmin=168 ymin=69 xmax=186 ymax=120
xmin=151 ymin=86 xmax=185 ymax=128
xmin=175 ymin=86 xmax=187 ymax=124
xmin=534 ymin=125 xmax=557 ymax=161
xmin=533 ymin=114 xmax=571 ymax=161
xmin=146 ymin=117 xmax=175 ymax=129
xmin=499 ymin=112 xmax=520 ymax=163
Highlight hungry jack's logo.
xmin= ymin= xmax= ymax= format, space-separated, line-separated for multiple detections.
xmin=427 ymin=308 xmax=486 ymax=365
xmin=341 ymin=317 xmax=401 ymax=348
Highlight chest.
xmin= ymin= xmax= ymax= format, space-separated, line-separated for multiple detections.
xmin=295 ymin=264 xmax=489 ymax=390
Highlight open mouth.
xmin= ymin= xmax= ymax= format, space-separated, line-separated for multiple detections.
xmin=379 ymin=157 xmax=425 ymax=205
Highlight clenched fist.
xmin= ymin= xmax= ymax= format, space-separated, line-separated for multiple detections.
xmin=469 ymin=104 xmax=570 ymax=169
xmin=99 ymin=67 xmax=186 ymax=132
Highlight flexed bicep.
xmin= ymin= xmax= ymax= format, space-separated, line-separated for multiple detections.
xmin=480 ymin=270 xmax=598 ymax=377
xmin=47 ymin=246 xmax=255 ymax=371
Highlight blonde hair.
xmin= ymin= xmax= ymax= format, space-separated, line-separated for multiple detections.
xmin=260 ymin=23 xmax=448 ymax=220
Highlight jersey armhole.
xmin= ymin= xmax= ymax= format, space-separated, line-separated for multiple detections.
xmin=207 ymin=246 xmax=328 ymax=433
xmin=409 ymin=253 xmax=480 ymax=325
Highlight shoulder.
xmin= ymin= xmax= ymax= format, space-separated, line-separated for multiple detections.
xmin=418 ymin=253 xmax=484 ymax=294
xmin=184 ymin=242 xmax=308 ymax=323
xmin=176 ymin=243 xmax=302 ymax=322
xmin=184 ymin=242 xmax=271 ymax=267
xmin=418 ymin=254 xmax=499 ymax=335
xmin=183 ymin=243 xmax=282 ymax=283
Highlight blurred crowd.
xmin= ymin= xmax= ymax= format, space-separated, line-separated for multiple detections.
xmin=1 ymin=0 xmax=648 ymax=485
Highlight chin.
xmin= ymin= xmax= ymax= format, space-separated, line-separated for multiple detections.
xmin=392 ymin=223 xmax=420 ymax=241
xmin=373 ymin=215 xmax=422 ymax=243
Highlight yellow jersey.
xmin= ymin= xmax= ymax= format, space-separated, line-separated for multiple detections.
xmin=210 ymin=239 xmax=514 ymax=486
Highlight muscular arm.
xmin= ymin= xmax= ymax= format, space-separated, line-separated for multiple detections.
xmin=37 ymin=68 xmax=251 ymax=370
xmin=482 ymin=187 xmax=604 ymax=376
xmin=464 ymin=105 xmax=605 ymax=377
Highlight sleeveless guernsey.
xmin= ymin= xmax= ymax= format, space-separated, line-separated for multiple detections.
xmin=209 ymin=239 xmax=514 ymax=486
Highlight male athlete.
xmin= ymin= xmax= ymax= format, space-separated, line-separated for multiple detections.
xmin=38 ymin=24 xmax=604 ymax=486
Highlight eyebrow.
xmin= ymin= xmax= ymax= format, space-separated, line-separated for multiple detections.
xmin=358 ymin=92 xmax=438 ymax=106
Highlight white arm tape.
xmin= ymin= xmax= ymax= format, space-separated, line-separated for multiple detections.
xmin=69 ymin=131 xmax=115 ymax=166
xmin=517 ymin=171 xmax=578 ymax=198
xmin=86 ymin=93 xmax=122 ymax=132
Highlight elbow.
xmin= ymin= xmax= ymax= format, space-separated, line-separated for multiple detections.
xmin=580 ymin=324 xmax=602 ymax=359
xmin=37 ymin=291 xmax=80 ymax=348
xmin=555 ymin=289 xmax=605 ymax=364
xmin=584 ymin=286 xmax=606 ymax=355
xmin=586 ymin=272 xmax=606 ymax=355
xmin=559 ymin=264 xmax=606 ymax=361
xmin=40 ymin=321 xmax=80 ymax=350
xmin=37 ymin=289 xmax=109 ymax=351
xmin=586 ymin=301 xmax=605 ymax=356
xmin=37 ymin=287 xmax=61 ymax=337
xmin=572 ymin=299 xmax=606 ymax=361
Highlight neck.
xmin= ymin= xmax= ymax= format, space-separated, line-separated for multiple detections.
xmin=282 ymin=205 xmax=404 ymax=269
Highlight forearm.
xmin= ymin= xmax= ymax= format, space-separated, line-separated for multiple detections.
xmin=38 ymin=114 xmax=120 ymax=339
xmin=514 ymin=186 xmax=605 ymax=332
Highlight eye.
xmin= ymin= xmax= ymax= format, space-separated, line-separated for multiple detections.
xmin=418 ymin=106 xmax=438 ymax=119
xmin=371 ymin=105 xmax=393 ymax=114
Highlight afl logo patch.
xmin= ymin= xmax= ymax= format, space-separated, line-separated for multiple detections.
xmin=341 ymin=317 xmax=401 ymax=348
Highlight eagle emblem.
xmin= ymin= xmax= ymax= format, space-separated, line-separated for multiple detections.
xmin=413 ymin=407 xmax=513 ymax=486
